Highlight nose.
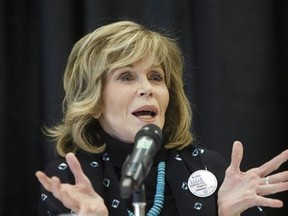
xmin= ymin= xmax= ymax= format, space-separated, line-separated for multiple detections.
xmin=137 ymin=88 xmax=152 ymax=97
xmin=136 ymin=78 xmax=153 ymax=97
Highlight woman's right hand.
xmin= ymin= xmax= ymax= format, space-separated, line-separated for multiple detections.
xmin=35 ymin=153 xmax=108 ymax=216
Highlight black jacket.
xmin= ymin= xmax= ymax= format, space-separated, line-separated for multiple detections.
xmin=38 ymin=134 xmax=265 ymax=216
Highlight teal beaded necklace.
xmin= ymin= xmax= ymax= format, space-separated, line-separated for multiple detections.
xmin=127 ymin=161 xmax=166 ymax=216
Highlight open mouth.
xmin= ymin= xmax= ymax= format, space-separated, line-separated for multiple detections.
xmin=132 ymin=106 xmax=158 ymax=119
xmin=133 ymin=110 xmax=157 ymax=117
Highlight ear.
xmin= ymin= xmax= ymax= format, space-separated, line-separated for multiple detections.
xmin=93 ymin=109 xmax=102 ymax=119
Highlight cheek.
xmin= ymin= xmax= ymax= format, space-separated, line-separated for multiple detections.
xmin=163 ymin=88 xmax=170 ymax=110
xmin=102 ymin=83 xmax=122 ymax=108
xmin=101 ymin=85 xmax=131 ymax=118
xmin=159 ymin=88 xmax=169 ymax=119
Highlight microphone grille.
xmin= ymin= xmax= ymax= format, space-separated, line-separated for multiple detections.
xmin=135 ymin=124 xmax=163 ymax=150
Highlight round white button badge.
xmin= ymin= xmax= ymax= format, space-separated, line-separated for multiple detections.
xmin=187 ymin=170 xmax=218 ymax=198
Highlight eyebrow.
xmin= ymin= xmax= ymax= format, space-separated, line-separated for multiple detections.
xmin=116 ymin=64 xmax=163 ymax=71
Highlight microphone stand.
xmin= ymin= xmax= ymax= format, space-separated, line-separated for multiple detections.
xmin=132 ymin=183 xmax=146 ymax=216
xmin=121 ymin=177 xmax=146 ymax=216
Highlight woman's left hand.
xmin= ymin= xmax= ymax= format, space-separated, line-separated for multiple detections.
xmin=218 ymin=141 xmax=288 ymax=216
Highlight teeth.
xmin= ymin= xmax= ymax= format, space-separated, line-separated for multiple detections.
xmin=138 ymin=115 xmax=153 ymax=119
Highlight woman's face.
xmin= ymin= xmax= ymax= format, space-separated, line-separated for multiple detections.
xmin=98 ymin=58 xmax=169 ymax=143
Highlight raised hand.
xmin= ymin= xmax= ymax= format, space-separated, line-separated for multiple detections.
xmin=218 ymin=141 xmax=288 ymax=216
xmin=35 ymin=153 xmax=108 ymax=216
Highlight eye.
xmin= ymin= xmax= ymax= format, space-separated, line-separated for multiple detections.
xmin=117 ymin=71 xmax=135 ymax=82
xmin=149 ymin=71 xmax=165 ymax=82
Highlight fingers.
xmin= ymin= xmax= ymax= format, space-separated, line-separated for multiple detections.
xmin=257 ymin=149 xmax=288 ymax=177
xmin=66 ymin=153 xmax=89 ymax=184
xmin=35 ymin=171 xmax=52 ymax=191
xmin=258 ymin=171 xmax=288 ymax=196
xmin=50 ymin=176 xmax=63 ymax=199
xmin=35 ymin=171 xmax=63 ymax=199
xmin=230 ymin=141 xmax=244 ymax=171
xmin=35 ymin=171 xmax=61 ymax=192
xmin=256 ymin=196 xmax=283 ymax=208
xmin=259 ymin=182 xmax=288 ymax=196
xmin=36 ymin=152 xmax=90 ymax=191
xmin=263 ymin=171 xmax=288 ymax=185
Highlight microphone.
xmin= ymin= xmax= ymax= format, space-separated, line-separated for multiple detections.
xmin=120 ymin=124 xmax=163 ymax=199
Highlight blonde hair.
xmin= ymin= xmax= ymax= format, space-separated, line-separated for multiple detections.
xmin=46 ymin=20 xmax=193 ymax=157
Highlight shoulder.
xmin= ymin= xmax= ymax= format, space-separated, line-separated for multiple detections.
xmin=176 ymin=145 xmax=229 ymax=182
xmin=198 ymin=147 xmax=229 ymax=168
xmin=179 ymin=145 xmax=228 ymax=167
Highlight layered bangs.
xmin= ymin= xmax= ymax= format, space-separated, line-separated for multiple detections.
xmin=104 ymin=29 xmax=175 ymax=87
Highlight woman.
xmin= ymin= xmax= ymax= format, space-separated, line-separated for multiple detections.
xmin=36 ymin=20 xmax=288 ymax=216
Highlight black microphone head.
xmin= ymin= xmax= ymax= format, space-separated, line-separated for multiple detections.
xmin=120 ymin=124 xmax=163 ymax=199
xmin=135 ymin=124 xmax=163 ymax=151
